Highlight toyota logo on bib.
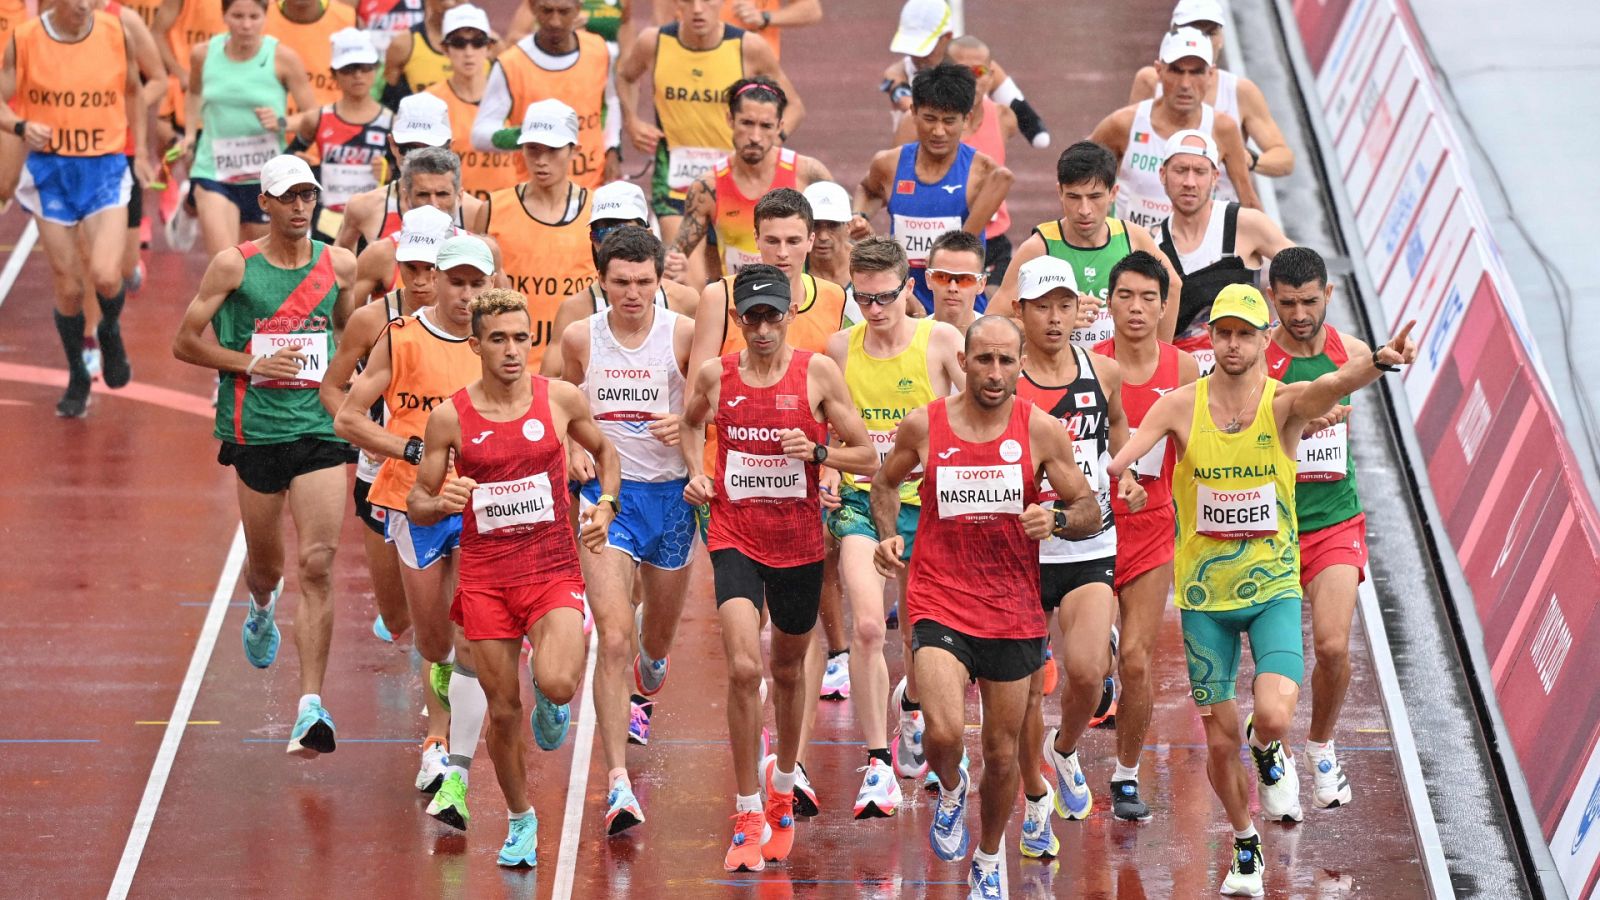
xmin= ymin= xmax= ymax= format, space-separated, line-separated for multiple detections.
xmin=523 ymin=419 xmax=546 ymax=442
xmin=999 ymin=439 xmax=1022 ymax=463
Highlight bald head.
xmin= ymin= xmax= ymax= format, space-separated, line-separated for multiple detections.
xmin=950 ymin=34 xmax=990 ymax=57
xmin=965 ymin=314 xmax=1023 ymax=354
xmin=962 ymin=315 xmax=1025 ymax=408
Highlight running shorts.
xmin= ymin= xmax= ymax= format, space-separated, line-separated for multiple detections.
xmin=218 ymin=436 xmax=347 ymax=495
xmin=1112 ymin=499 xmax=1177 ymax=593
xmin=711 ymin=547 xmax=824 ymax=636
xmin=1180 ymin=595 xmax=1304 ymax=706
xmin=125 ymin=156 xmax=143 ymax=226
xmin=579 ymin=478 xmax=696 ymax=571
xmin=826 ymin=485 xmax=917 ymax=560
xmin=1040 ymin=555 xmax=1116 ymax=613
xmin=17 ymin=152 xmax=130 ymax=226
xmin=191 ymin=177 xmax=270 ymax=225
xmin=912 ymin=618 xmax=1043 ymax=683
xmin=353 ymin=475 xmax=386 ymax=536
xmin=1299 ymin=513 xmax=1367 ymax=588
xmin=386 ymin=509 xmax=463 ymax=570
xmin=649 ymin=140 xmax=686 ymax=218
xmin=452 ymin=576 xmax=586 ymax=641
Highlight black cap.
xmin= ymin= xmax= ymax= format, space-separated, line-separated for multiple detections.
xmin=732 ymin=266 xmax=791 ymax=316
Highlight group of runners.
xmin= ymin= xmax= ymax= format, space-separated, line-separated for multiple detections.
xmin=9 ymin=0 xmax=1419 ymax=894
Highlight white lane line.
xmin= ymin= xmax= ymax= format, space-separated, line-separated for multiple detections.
xmin=107 ymin=524 xmax=246 ymax=900
xmin=551 ymin=629 xmax=599 ymax=900
xmin=0 ymin=219 xmax=39 ymax=311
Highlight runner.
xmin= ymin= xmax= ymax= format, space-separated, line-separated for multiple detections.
xmin=428 ymin=4 xmax=520 ymax=200
xmin=851 ymin=63 xmax=1012 ymax=314
xmin=924 ymin=229 xmax=986 ymax=333
xmin=266 ymin=0 xmax=357 ymax=110
xmin=679 ymin=265 xmax=876 ymax=871
xmin=1108 ymin=285 xmax=1416 ymax=895
xmin=715 ymin=0 xmax=820 ymax=60
xmin=505 ymin=0 xmax=636 ymax=65
xmin=472 ymin=98 xmax=597 ymax=369
xmin=822 ymin=236 xmax=964 ymax=818
xmin=286 ymin=27 xmax=391 ymax=242
xmin=179 ymin=0 xmax=315 ymax=259
xmin=1129 ymin=0 xmax=1294 ymax=178
xmin=1087 ymin=27 xmax=1259 ymax=230
xmin=379 ymin=0 xmax=452 ymax=100
xmin=406 ymin=287 xmax=621 ymax=864
xmin=555 ymin=225 xmax=695 ymax=835
xmin=1264 ymin=246 xmax=1368 ymax=811
xmin=1150 ymin=130 xmax=1292 ymax=372
xmin=3 ymin=0 xmax=152 ymax=417
xmin=801 ymin=180 xmax=853 ymax=292
xmin=541 ymin=181 xmax=700 ymax=377
xmin=615 ymin=0 xmax=802 ymax=246
xmin=870 ymin=314 xmax=1099 ymax=898
xmin=1008 ymin=255 xmax=1143 ymax=857
xmin=471 ymin=0 xmax=619 ymax=192
xmin=152 ymin=0 xmax=226 ymax=167
xmin=665 ymin=76 xmax=831 ymax=285
xmin=987 ymin=140 xmax=1182 ymax=344
xmin=335 ymin=233 xmax=493 ymax=802
xmin=1090 ymin=250 xmax=1199 ymax=821
xmin=355 ymin=0 xmax=423 ymax=52
xmin=335 ymin=92 xmax=481 ymax=252
xmin=171 ymin=154 xmax=357 ymax=757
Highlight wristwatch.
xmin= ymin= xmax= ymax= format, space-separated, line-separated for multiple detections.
xmin=598 ymin=493 xmax=621 ymax=514
xmin=1052 ymin=507 xmax=1068 ymax=537
xmin=12 ymin=120 xmax=24 ymax=137
xmin=812 ymin=443 xmax=829 ymax=464
xmin=1373 ymin=352 xmax=1400 ymax=373
xmin=403 ymin=436 xmax=424 ymax=465
xmin=760 ymin=11 xmax=772 ymax=29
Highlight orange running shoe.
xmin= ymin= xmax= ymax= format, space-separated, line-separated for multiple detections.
xmin=1041 ymin=648 xmax=1059 ymax=696
xmin=724 ymin=810 xmax=767 ymax=872
xmin=762 ymin=790 xmax=796 ymax=862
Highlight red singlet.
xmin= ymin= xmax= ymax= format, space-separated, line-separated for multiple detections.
xmin=1094 ymin=338 xmax=1181 ymax=514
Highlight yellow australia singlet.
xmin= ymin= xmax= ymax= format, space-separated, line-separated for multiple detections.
xmin=842 ymin=317 xmax=937 ymax=503
xmin=1172 ymin=377 xmax=1300 ymax=612
xmin=653 ymin=22 xmax=743 ymax=200
xmin=402 ymin=21 xmax=450 ymax=93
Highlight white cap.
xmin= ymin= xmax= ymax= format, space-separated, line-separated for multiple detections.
xmin=889 ymin=0 xmax=953 ymax=57
xmin=435 ymin=234 xmax=496 ymax=275
xmin=518 ymin=99 xmax=580 ymax=147
xmin=442 ymin=4 xmax=491 ymax=38
xmin=394 ymin=205 xmax=455 ymax=264
xmin=329 ymin=28 xmax=380 ymax=70
xmin=392 ymin=92 xmax=452 ymax=147
xmin=1170 ymin=0 xmax=1225 ymax=27
xmin=1162 ymin=128 xmax=1219 ymax=166
xmin=259 ymin=154 xmax=320 ymax=197
xmin=802 ymin=181 xmax=852 ymax=224
xmin=1159 ymin=26 xmax=1213 ymax=65
xmin=589 ymin=180 xmax=649 ymax=225
xmin=1017 ymin=255 xmax=1080 ymax=301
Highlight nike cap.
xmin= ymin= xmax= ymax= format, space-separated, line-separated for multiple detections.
xmin=732 ymin=268 xmax=792 ymax=316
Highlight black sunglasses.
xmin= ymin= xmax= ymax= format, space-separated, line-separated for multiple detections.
xmin=850 ymin=277 xmax=908 ymax=307
xmin=444 ymin=35 xmax=490 ymax=49
xmin=270 ymin=187 xmax=321 ymax=204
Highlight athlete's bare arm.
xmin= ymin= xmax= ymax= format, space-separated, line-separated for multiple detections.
xmin=1277 ymin=322 xmax=1416 ymax=451
xmin=552 ymin=379 xmax=621 ymax=551
xmin=541 ymin=291 xmax=591 ymax=377
xmin=928 ymin=321 xmax=967 ymax=393
xmin=685 ymin=280 xmax=732 ymax=400
xmin=615 ymin=26 xmax=662 ymax=155
xmin=335 ymin=323 xmax=410 ymax=459
xmin=556 ymin=317 xmax=592 ymax=385
xmin=1211 ymin=111 xmax=1261 ymax=210
xmin=796 ymin=154 xmax=832 ymax=188
xmin=406 ymin=399 xmax=466 ymax=528
xmin=318 ymin=299 xmax=391 ymax=416
xmin=963 ymin=152 xmax=1012 ymax=237
xmin=1237 ymin=207 xmax=1294 ymax=270
xmin=822 ymin=326 xmax=850 ymax=372
xmin=179 ymin=41 xmax=207 ymax=156
xmin=1128 ymin=65 xmax=1159 ymax=105
xmin=805 ymin=353 xmax=876 ymax=477
xmin=118 ymin=7 xmax=168 ymax=108
xmin=1237 ymin=78 xmax=1293 ymax=177
xmin=1177 ymin=347 xmax=1201 ymax=385
xmin=849 ymin=149 xmax=898 ymax=240
xmin=664 ymin=172 xmax=717 ymax=282
xmin=986 ymin=232 xmax=1044 ymax=318
xmin=329 ymin=245 xmax=358 ymax=331
xmin=1028 ymin=403 xmax=1100 ymax=538
xmin=121 ymin=11 xmax=152 ymax=183
xmin=1087 ymin=106 xmax=1135 ymax=160
xmin=679 ymin=359 xmax=720 ymax=503
xmin=868 ymin=405 xmax=927 ymax=573
xmin=1086 ymin=353 xmax=1146 ymax=512
xmin=152 ymin=0 xmax=186 ymax=89
xmin=1126 ymin=226 xmax=1184 ymax=341
xmin=336 ymin=187 xmax=382 ymax=251
xmin=1107 ymin=382 xmax=1197 ymax=480
xmin=664 ymin=279 xmax=700 ymax=317
xmin=275 ymin=43 xmax=318 ymax=119
xmin=741 ymin=32 xmax=804 ymax=135
xmin=173 ymin=250 xmax=252 ymax=371
xmin=351 ymin=240 xmax=396 ymax=307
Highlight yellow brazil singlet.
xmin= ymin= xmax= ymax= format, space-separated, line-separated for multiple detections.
xmin=267 ymin=0 xmax=357 ymax=109
xmin=1172 ymin=377 xmax=1301 ymax=612
xmin=367 ymin=310 xmax=482 ymax=510
xmin=843 ymin=317 xmax=937 ymax=503
xmin=653 ymin=22 xmax=742 ymax=201
xmin=485 ymin=183 xmax=597 ymax=368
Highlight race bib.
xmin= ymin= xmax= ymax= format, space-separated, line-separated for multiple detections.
xmin=1195 ymin=482 xmax=1278 ymax=539
xmin=591 ymin=367 xmax=670 ymax=421
xmin=722 ymin=245 xmax=762 ymax=276
xmin=319 ymin=161 xmax=378 ymax=211
xmin=1297 ymin=421 xmax=1347 ymax=482
xmin=249 ymin=332 xmax=328 ymax=388
xmin=1073 ymin=438 xmax=1108 ymax=493
xmin=936 ymin=464 xmax=1023 ymax=520
xmin=724 ymin=450 xmax=806 ymax=502
xmin=214 ymin=132 xmax=281 ymax=184
xmin=1070 ymin=303 xmax=1115 ymax=347
xmin=1116 ymin=192 xmax=1170 ymax=231
xmin=1192 ymin=347 xmax=1216 ymax=376
xmin=891 ymin=214 xmax=963 ymax=264
xmin=867 ymin=428 xmax=922 ymax=475
xmin=666 ymin=146 xmax=724 ymax=192
xmin=1129 ymin=428 xmax=1169 ymax=481
xmin=472 ymin=472 xmax=554 ymax=533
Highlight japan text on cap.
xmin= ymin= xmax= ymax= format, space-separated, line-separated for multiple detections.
xmin=889 ymin=0 xmax=953 ymax=57
xmin=329 ymin=28 xmax=380 ymax=70
xmin=259 ymin=155 xmax=321 ymax=197
xmin=1163 ymin=128 xmax=1219 ymax=166
xmin=589 ymin=181 xmax=650 ymax=225
xmin=1170 ymin=0 xmax=1225 ymax=28
xmin=394 ymin=205 xmax=456 ymax=264
xmin=1017 ymin=255 xmax=1080 ymax=301
xmin=732 ymin=271 xmax=792 ymax=315
xmin=1209 ymin=283 xmax=1271 ymax=329
xmin=1159 ymin=26 xmax=1214 ymax=65
xmin=392 ymin=93 xmax=453 ymax=147
xmin=436 ymin=234 xmax=496 ymax=275
xmin=442 ymin=4 xmax=491 ymax=38
xmin=802 ymin=182 xmax=852 ymax=224
xmin=518 ymin=99 xmax=580 ymax=147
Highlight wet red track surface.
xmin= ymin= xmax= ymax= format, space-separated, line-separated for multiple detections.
xmin=0 ymin=2 xmax=1428 ymax=897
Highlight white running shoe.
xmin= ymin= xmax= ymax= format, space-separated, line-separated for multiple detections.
xmin=852 ymin=758 xmax=902 ymax=819
xmin=820 ymin=650 xmax=851 ymax=700
xmin=1247 ymin=716 xmax=1303 ymax=823
xmin=1308 ymin=746 xmax=1353 ymax=809
xmin=1044 ymin=728 xmax=1093 ymax=820
xmin=1220 ymin=833 xmax=1265 ymax=896
xmin=415 ymin=738 xmax=449 ymax=793
xmin=890 ymin=676 xmax=927 ymax=778
xmin=1019 ymin=784 xmax=1060 ymax=859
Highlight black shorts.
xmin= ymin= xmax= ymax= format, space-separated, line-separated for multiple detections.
xmin=353 ymin=475 xmax=387 ymax=536
xmin=191 ymin=178 xmax=269 ymax=225
xmin=125 ymin=157 xmax=143 ymax=225
xmin=219 ymin=436 xmax=348 ymax=494
xmin=711 ymin=548 xmax=824 ymax=636
xmin=912 ymin=619 xmax=1043 ymax=683
xmin=1040 ymin=556 xmax=1117 ymax=613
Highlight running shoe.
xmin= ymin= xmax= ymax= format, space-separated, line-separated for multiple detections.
xmin=723 ymin=810 xmax=767 ymax=872
xmin=1040 ymin=645 xmax=1058 ymax=697
xmin=928 ymin=768 xmax=970 ymax=861
xmin=885 ymin=605 xmax=898 ymax=629
xmin=286 ymin=700 xmax=336 ymax=758
xmin=241 ymin=582 xmax=282 ymax=669
xmin=427 ymin=771 xmax=469 ymax=830
xmin=372 ymin=615 xmax=393 ymax=642
xmin=164 ymin=186 xmax=198 ymax=252
xmin=415 ymin=737 xmax=448 ymax=793
xmin=1020 ymin=784 xmax=1060 ymax=859
xmin=497 ymin=812 xmax=538 ymax=866
xmin=819 ymin=651 xmax=851 ymax=701
xmin=83 ymin=343 xmax=102 ymax=382
xmin=1044 ymin=728 xmax=1092 ymax=820
xmin=890 ymin=676 xmax=928 ymax=778
xmin=761 ymin=789 xmax=796 ymax=862
xmin=605 ymin=781 xmax=644 ymax=835
xmin=627 ymin=695 xmax=653 ymax=746
xmin=852 ymin=758 xmax=902 ymax=819
xmin=1246 ymin=715 xmax=1303 ymax=822
xmin=793 ymin=762 xmax=819 ymax=818
xmin=1220 ymin=833 xmax=1265 ymax=897
xmin=1110 ymin=778 xmax=1151 ymax=821
xmin=633 ymin=605 xmax=669 ymax=696
xmin=1088 ymin=675 xmax=1117 ymax=729
xmin=55 ymin=373 xmax=90 ymax=418
xmin=429 ymin=662 xmax=453 ymax=711
xmin=969 ymin=856 xmax=1004 ymax=899
xmin=532 ymin=682 xmax=570 ymax=751
xmin=1308 ymin=746 xmax=1352 ymax=809
xmin=925 ymin=749 xmax=969 ymax=792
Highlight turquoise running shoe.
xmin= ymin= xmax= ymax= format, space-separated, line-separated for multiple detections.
xmin=241 ymin=581 xmax=282 ymax=669
xmin=286 ymin=700 xmax=336 ymax=758
xmin=532 ymin=683 xmax=570 ymax=751
xmin=497 ymin=811 xmax=539 ymax=867
xmin=427 ymin=771 xmax=469 ymax=831
xmin=372 ymin=615 xmax=392 ymax=642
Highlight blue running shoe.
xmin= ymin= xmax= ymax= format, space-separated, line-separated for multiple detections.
xmin=286 ymin=700 xmax=336 ymax=758
xmin=969 ymin=857 xmax=1004 ymax=899
xmin=242 ymin=581 xmax=282 ymax=669
xmin=532 ymin=683 xmax=570 ymax=751
xmin=1020 ymin=784 xmax=1059 ymax=859
xmin=372 ymin=615 xmax=393 ymax=642
xmin=497 ymin=812 xmax=539 ymax=866
xmin=928 ymin=768 xmax=970 ymax=861
xmin=1045 ymin=727 xmax=1093 ymax=820
xmin=605 ymin=782 xmax=645 ymax=835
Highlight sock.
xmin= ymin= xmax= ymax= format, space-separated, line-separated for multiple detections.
xmin=95 ymin=289 xmax=130 ymax=386
xmin=1113 ymin=763 xmax=1140 ymax=783
xmin=827 ymin=648 xmax=848 ymax=660
xmin=250 ymin=579 xmax=279 ymax=610
xmin=1050 ymin=741 xmax=1075 ymax=766
xmin=735 ymin=792 xmax=762 ymax=813
xmin=1233 ymin=824 xmax=1259 ymax=841
xmin=900 ymin=691 xmax=920 ymax=712
xmin=772 ymin=767 xmax=796 ymax=795
xmin=867 ymin=748 xmax=891 ymax=768
xmin=53 ymin=311 xmax=89 ymax=380
xmin=446 ymin=665 xmax=487 ymax=772
xmin=1306 ymin=738 xmax=1333 ymax=758
xmin=508 ymin=807 xmax=533 ymax=820
xmin=96 ymin=288 xmax=125 ymax=333
xmin=298 ymin=693 xmax=320 ymax=715
xmin=938 ymin=774 xmax=964 ymax=802
xmin=1024 ymin=791 xmax=1046 ymax=803
xmin=1249 ymin=729 xmax=1271 ymax=751
xmin=973 ymin=846 xmax=1001 ymax=869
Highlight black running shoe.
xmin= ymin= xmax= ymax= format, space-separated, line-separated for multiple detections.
xmin=1110 ymin=779 xmax=1151 ymax=821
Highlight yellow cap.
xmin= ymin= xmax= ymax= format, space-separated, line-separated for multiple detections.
xmin=1208 ymin=283 xmax=1271 ymax=329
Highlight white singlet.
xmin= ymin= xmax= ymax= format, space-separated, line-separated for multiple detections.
xmin=585 ymin=306 xmax=687 ymax=482
xmin=1114 ymin=100 xmax=1239 ymax=229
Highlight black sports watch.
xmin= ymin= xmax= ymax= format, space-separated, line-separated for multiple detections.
xmin=1052 ymin=507 xmax=1069 ymax=537
xmin=812 ymin=443 xmax=829 ymax=464
xmin=404 ymin=435 xmax=424 ymax=465
xmin=12 ymin=120 xmax=24 ymax=137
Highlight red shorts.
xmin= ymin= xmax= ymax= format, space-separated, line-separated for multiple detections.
xmin=452 ymin=576 xmax=586 ymax=640
xmin=1299 ymin=513 xmax=1368 ymax=587
xmin=1113 ymin=500 xmax=1176 ymax=593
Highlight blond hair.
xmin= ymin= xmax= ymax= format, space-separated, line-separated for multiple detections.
xmin=469 ymin=289 xmax=530 ymax=336
xmin=849 ymin=235 xmax=910 ymax=281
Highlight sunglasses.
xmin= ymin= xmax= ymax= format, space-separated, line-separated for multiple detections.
xmin=444 ymin=35 xmax=490 ymax=49
xmin=966 ymin=64 xmax=990 ymax=78
xmin=850 ymin=278 xmax=908 ymax=307
xmin=270 ymin=187 xmax=321 ymax=204
xmin=336 ymin=63 xmax=377 ymax=75
xmin=737 ymin=307 xmax=786 ymax=326
xmin=590 ymin=222 xmax=632 ymax=244
xmin=927 ymin=268 xmax=985 ymax=289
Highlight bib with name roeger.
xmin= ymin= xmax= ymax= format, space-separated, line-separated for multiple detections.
xmin=1195 ymin=481 xmax=1278 ymax=539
